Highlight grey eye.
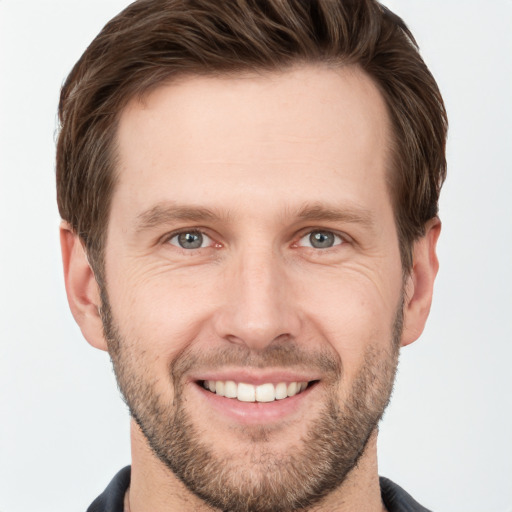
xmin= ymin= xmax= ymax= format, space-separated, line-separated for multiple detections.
xmin=170 ymin=230 xmax=210 ymax=249
xmin=299 ymin=230 xmax=343 ymax=249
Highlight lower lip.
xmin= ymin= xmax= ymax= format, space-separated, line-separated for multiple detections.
xmin=193 ymin=383 xmax=316 ymax=425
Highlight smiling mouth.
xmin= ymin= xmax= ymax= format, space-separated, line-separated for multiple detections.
xmin=199 ymin=380 xmax=318 ymax=403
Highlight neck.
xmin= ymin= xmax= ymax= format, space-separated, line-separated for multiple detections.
xmin=127 ymin=420 xmax=386 ymax=512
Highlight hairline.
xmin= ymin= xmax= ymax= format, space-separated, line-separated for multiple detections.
xmin=86 ymin=61 xmax=415 ymax=286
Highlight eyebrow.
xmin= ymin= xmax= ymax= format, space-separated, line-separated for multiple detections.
xmin=135 ymin=202 xmax=228 ymax=232
xmin=134 ymin=201 xmax=376 ymax=233
xmin=295 ymin=203 xmax=375 ymax=229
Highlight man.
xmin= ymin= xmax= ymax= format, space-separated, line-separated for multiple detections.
xmin=57 ymin=0 xmax=447 ymax=510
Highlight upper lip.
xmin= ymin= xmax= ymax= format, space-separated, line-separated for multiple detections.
xmin=189 ymin=368 xmax=321 ymax=386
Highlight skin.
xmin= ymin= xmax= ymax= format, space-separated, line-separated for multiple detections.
xmin=61 ymin=64 xmax=440 ymax=511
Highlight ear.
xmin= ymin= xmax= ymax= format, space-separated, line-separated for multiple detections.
xmin=401 ymin=218 xmax=441 ymax=347
xmin=60 ymin=222 xmax=108 ymax=351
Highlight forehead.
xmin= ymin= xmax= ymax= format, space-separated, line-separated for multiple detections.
xmin=113 ymin=64 xmax=392 ymax=223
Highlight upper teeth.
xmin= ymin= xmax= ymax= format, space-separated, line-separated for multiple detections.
xmin=203 ymin=380 xmax=309 ymax=402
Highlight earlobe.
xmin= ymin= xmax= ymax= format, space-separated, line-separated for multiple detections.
xmin=60 ymin=222 xmax=108 ymax=351
xmin=401 ymin=218 xmax=441 ymax=347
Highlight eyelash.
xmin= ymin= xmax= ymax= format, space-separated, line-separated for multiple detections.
xmin=295 ymin=230 xmax=345 ymax=250
xmin=166 ymin=229 xmax=218 ymax=250
xmin=164 ymin=228 xmax=349 ymax=253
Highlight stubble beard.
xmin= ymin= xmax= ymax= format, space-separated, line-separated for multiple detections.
xmin=101 ymin=292 xmax=402 ymax=512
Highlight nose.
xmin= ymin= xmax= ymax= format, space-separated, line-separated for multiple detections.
xmin=213 ymin=248 xmax=301 ymax=351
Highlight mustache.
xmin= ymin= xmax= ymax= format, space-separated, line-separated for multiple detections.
xmin=170 ymin=342 xmax=342 ymax=385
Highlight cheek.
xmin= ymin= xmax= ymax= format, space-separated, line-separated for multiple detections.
xmin=107 ymin=261 xmax=219 ymax=359
xmin=295 ymin=267 xmax=401 ymax=380
xmin=105 ymin=243 xmax=403 ymax=383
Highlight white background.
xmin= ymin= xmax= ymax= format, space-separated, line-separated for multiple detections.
xmin=1 ymin=1 xmax=511 ymax=511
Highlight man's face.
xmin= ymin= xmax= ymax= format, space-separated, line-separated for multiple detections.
xmin=103 ymin=65 xmax=404 ymax=511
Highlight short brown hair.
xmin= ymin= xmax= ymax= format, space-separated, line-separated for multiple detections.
xmin=56 ymin=0 xmax=447 ymax=282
